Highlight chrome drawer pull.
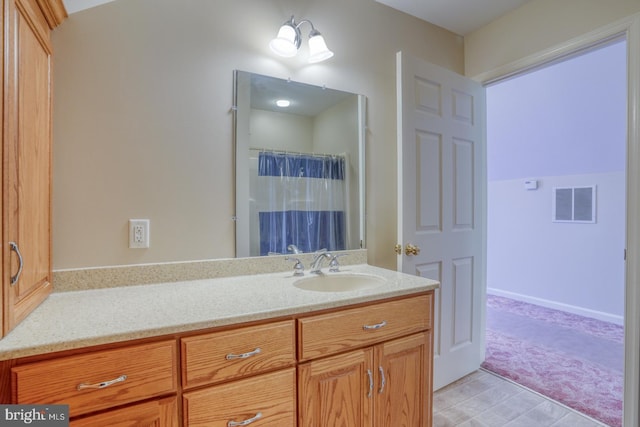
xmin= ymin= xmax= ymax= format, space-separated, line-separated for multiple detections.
xmin=363 ymin=320 xmax=387 ymax=330
xmin=77 ymin=374 xmax=127 ymax=390
xmin=9 ymin=242 xmax=23 ymax=286
xmin=226 ymin=347 xmax=261 ymax=360
xmin=367 ymin=369 xmax=373 ymax=398
xmin=378 ymin=366 xmax=386 ymax=394
xmin=228 ymin=412 xmax=262 ymax=426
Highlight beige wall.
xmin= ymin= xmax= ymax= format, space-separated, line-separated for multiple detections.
xmin=465 ymin=0 xmax=640 ymax=78
xmin=52 ymin=0 xmax=463 ymax=270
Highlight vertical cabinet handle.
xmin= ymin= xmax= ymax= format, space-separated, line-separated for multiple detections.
xmin=9 ymin=242 xmax=23 ymax=286
xmin=228 ymin=412 xmax=262 ymax=426
xmin=367 ymin=369 xmax=373 ymax=398
xmin=378 ymin=366 xmax=386 ymax=394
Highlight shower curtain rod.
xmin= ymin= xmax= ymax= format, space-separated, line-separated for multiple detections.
xmin=250 ymin=147 xmax=345 ymax=159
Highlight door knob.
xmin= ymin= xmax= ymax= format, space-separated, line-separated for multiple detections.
xmin=405 ymin=244 xmax=420 ymax=256
xmin=394 ymin=244 xmax=402 ymax=255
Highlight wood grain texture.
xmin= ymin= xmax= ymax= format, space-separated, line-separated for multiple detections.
xmin=298 ymin=294 xmax=432 ymax=361
xmin=12 ymin=340 xmax=177 ymax=417
xmin=375 ymin=332 xmax=431 ymax=427
xmin=3 ymin=0 xmax=53 ymax=336
xmin=70 ymin=396 xmax=178 ymax=427
xmin=298 ymin=347 xmax=374 ymax=427
xmin=183 ymin=367 xmax=296 ymax=427
xmin=181 ymin=320 xmax=295 ymax=389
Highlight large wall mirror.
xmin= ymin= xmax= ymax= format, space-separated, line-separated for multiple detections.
xmin=234 ymin=71 xmax=366 ymax=257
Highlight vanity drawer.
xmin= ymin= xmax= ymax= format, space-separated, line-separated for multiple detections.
xmin=298 ymin=293 xmax=432 ymax=361
xmin=70 ymin=396 xmax=179 ymax=426
xmin=12 ymin=340 xmax=177 ymax=418
xmin=183 ymin=368 xmax=296 ymax=427
xmin=181 ymin=320 xmax=295 ymax=389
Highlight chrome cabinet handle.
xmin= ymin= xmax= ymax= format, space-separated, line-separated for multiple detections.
xmin=228 ymin=412 xmax=262 ymax=426
xmin=378 ymin=366 xmax=386 ymax=394
xmin=367 ymin=369 xmax=373 ymax=398
xmin=363 ymin=320 xmax=387 ymax=331
xmin=9 ymin=242 xmax=23 ymax=286
xmin=77 ymin=374 xmax=127 ymax=390
xmin=226 ymin=347 xmax=261 ymax=360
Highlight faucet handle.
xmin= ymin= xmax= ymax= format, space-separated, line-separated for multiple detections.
xmin=329 ymin=254 xmax=348 ymax=272
xmin=285 ymin=257 xmax=305 ymax=276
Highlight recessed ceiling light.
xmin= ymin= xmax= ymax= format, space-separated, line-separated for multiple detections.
xmin=276 ymin=99 xmax=291 ymax=108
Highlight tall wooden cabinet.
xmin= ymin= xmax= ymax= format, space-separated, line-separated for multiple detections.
xmin=1 ymin=0 xmax=65 ymax=337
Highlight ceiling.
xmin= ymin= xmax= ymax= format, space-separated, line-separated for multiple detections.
xmin=375 ymin=0 xmax=532 ymax=35
xmin=63 ymin=0 xmax=532 ymax=36
xmin=63 ymin=0 xmax=114 ymax=14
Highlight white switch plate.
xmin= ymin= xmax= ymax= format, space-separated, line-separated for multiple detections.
xmin=129 ymin=219 xmax=150 ymax=248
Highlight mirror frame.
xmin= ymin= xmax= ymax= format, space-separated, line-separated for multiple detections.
xmin=232 ymin=70 xmax=366 ymax=257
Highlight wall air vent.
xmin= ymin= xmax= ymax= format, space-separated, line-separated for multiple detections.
xmin=552 ymin=186 xmax=596 ymax=223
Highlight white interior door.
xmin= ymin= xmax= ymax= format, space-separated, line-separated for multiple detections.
xmin=396 ymin=51 xmax=486 ymax=390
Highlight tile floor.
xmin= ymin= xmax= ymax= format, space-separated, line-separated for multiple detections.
xmin=433 ymin=369 xmax=607 ymax=427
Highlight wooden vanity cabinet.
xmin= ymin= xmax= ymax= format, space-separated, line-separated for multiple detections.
xmin=12 ymin=340 xmax=178 ymax=423
xmin=181 ymin=320 xmax=297 ymax=427
xmin=8 ymin=292 xmax=433 ymax=426
xmin=1 ymin=0 xmax=66 ymax=337
xmin=69 ymin=397 xmax=179 ymax=427
xmin=297 ymin=293 xmax=434 ymax=427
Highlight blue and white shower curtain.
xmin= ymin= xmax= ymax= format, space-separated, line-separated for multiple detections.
xmin=257 ymin=151 xmax=346 ymax=255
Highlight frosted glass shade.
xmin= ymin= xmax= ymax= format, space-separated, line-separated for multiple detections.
xmin=269 ymin=24 xmax=298 ymax=57
xmin=308 ymin=33 xmax=334 ymax=63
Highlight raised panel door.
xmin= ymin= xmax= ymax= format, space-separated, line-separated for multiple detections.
xmin=298 ymin=347 xmax=374 ymax=427
xmin=4 ymin=0 xmax=53 ymax=335
xmin=375 ymin=332 xmax=432 ymax=427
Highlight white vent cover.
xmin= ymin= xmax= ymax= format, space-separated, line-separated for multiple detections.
xmin=552 ymin=186 xmax=596 ymax=223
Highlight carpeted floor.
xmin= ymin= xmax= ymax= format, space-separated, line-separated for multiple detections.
xmin=482 ymin=294 xmax=624 ymax=427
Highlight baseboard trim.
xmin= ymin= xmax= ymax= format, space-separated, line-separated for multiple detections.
xmin=487 ymin=288 xmax=624 ymax=326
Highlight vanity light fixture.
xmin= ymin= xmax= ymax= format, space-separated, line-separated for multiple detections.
xmin=269 ymin=15 xmax=334 ymax=63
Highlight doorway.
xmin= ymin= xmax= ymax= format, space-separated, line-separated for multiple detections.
xmin=484 ymin=39 xmax=626 ymax=426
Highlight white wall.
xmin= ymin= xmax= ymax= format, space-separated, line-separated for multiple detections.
xmin=51 ymin=0 xmax=463 ymax=269
xmin=486 ymin=41 xmax=626 ymax=323
xmin=250 ymin=110 xmax=313 ymax=152
xmin=465 ymin=0 xmax=640 ymax=78
xmin=488 ymin=173 xmax=626 ymax=323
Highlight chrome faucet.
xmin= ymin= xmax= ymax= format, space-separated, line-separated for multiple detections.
xmin=287 ymin=244 xmax=302 ymax=254
xmin=310 ymin=250 xmax=332 ymax=274
xmin=285 ymin=257 xmax=305 ymax=276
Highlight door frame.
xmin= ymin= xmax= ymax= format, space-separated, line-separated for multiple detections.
xmin=472 ymin=13 xmax=640 ymax=427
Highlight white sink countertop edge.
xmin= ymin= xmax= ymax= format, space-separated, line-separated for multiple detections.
xmin=0 ymin=264 xmax=439 ymax=361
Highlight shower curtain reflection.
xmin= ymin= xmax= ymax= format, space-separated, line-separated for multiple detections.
xmin=256 ymin=151 xmax=347 ymax=256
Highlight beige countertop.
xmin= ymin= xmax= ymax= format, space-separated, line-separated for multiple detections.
xmin=0 ymin=264 xmax=438 ymax=361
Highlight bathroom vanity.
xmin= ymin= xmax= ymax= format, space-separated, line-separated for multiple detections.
xmin=0 ymin=264 xmax=438 ymax=426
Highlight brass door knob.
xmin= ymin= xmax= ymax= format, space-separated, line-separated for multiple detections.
xmin=405 ymin=244 xmax=420 ymax=256
xmin=394 ymin=244 xmax=402 ymax=255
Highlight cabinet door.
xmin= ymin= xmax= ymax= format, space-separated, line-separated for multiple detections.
xmin=4 ymin=0 xmax=53 ymax=335
xmin=298 ymin=347 xmax=374 ymax=427
xmin=375 ymin=332 xmax=432 ymax=427
xmin=70 ymin=396 xmax=178 ymax=427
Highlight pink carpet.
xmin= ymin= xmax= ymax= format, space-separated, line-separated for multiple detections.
xmin=482 ymin=294 xmax=623 ymax=427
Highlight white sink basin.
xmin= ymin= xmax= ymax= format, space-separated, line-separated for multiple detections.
xmin=294 ymin=273 xmax=386 ymax=292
